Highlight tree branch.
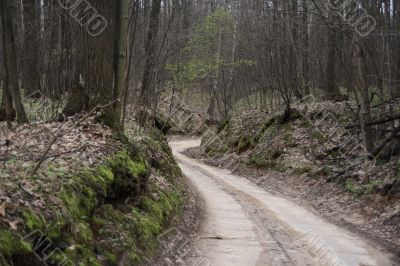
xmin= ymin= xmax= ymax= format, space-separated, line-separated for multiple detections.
xmin=345 ymin=114 xmax=400 ymax=129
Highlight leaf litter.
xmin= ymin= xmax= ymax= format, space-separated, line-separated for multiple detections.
xmin=0 ymin=115 xmax=123 ymax=230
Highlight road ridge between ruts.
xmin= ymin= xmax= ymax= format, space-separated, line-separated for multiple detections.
xmin=170 ymin=139 xmax=396 ymax=266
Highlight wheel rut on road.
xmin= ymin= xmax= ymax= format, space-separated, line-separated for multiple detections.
xmin=170 ymin=139 xmax=395 ymax=266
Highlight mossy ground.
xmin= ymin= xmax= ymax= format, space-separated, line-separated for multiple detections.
xmin=0 ymin=131 xmax=183 ymax=266
xmin=200 ymin=105 xmax=396 ymax=198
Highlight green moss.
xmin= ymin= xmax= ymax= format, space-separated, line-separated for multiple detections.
xmin=364 ymin=179 xmax=384 ymax=194
xmin=96 ymin=166 xmax=114 ymax=183
xmin=73 ymin=222 xmax=93 ymax=244
xmin=65 ymin=244 xmax=100 ymax=266
xmin=105 ymin=252 xmax=117 ymax=264
xmin=58 ymin=187 xmax=93 ymax=220
xmin=1 ymin=134 xmax=183 ymax=265
xmin=132 ymin=208 xmax=162 ymax=252
xmin=249 ymin=154 xmax=267 ymax=167
xmin=22 ymin=208 xmax=45 ymax=231
xmin=237 ymin=135 xmax=254 ymax=152
xmin=91 ymin=217 xmax=106 ymax=227
xmin=46 ymin=207 xmax=67 ymax=240
xmin=128 ymin=252 xmax=140 ymax=264
xmin=270 ymin=162 xmax=288 ymax=173
xmin=140 ymin=197 xmax=163 ymax=222
xmin=345 ymin=180 xmax=364 ymax=196
xmin=217 ymin=117 xmax=231 ymax=133
xmin=0 ymin=230 xmax=32 ymax=257
xmin=106 ymin=151 xmax=149 ymax=198
xmin=139 ymin=189 xmax=182 ymax=225
xmin=108 ymin=152 xmax=148 ymax=177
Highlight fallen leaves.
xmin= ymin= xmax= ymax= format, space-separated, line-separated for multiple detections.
xmin=0 ymin=202 xmax=6 ymax=217
xmin=0 ymin=116 xmax=120 ymax=172
xmin=0 ymin=116 xmax=125 ymax=239
xmin=7 ymin=220 xmax=19 ymax=230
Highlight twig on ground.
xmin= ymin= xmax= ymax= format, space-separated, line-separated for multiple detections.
xmin=30 ymin=100 xmax=118 ymax=176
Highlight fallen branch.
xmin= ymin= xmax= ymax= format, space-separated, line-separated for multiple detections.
xmin=345 ymin=113 xmax=400 ymax=129
xmin=31 ymin=100 xmax=118 ymax=175
xmin=31 ymin=134 xmax=60 ymax=175
xmin=372 ymin=127 xmax=400 ymax=157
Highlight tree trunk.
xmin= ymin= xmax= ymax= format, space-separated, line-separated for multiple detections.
xmin=22 ymin=0 xmax=41 ymax=97
xmin=140 ymin=0 xmax=162 ymax=110
xmin=324 ymin=17 xmax=342 ymax=101
xmin=62 ymin=1 xmax=115 ymax=123
xmin=226 ymin=1 xmax=238 ymax=117
xmin=207 ymin=27 xmax=223 ymax=123
xmin=356 ymin=38 xmax=374 ymax=154
xmin=395 ymin=1 xmax=400 ymax=99
xmin=112 ymin=0 xmax=129 ymax=131
xmin=1 ymin=0 xmax=28 ymax=123
xmin=301 ymin=0 xmax=310 ymax=95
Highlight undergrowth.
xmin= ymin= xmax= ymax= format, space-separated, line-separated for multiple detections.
xmin=0 ymin=133 xmax=183 ymax=266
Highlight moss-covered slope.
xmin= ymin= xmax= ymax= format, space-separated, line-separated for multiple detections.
xmin=0 ymin=131 xmax=183 ymax=266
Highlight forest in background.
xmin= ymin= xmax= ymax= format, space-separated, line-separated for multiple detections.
xmin=0 ymin=0 xmax=399 ymax=157
xmin=0 ymin=0 xmax=399 ymax=265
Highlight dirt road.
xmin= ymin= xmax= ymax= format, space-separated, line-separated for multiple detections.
xmin=169 ymin=139 xmax=395 ymax=266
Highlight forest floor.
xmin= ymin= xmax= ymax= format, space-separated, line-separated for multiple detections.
xmin=0 ymin=114 xmax=187 ymax=266
xmin=173 ymin=139 xmax=397 ymax=266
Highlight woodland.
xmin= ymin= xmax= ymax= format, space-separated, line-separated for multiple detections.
xmin=0 ymin=0 xmax=400 ymax=265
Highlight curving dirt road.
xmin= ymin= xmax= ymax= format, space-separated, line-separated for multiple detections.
xmin=169 ymin=139 xmax=396 ymax=266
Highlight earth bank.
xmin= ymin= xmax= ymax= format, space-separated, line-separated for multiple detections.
xmin=0 ymin=118 xmax=185 ymax=266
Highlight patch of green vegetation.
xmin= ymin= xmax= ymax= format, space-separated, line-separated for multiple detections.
xmin=105 ymin=252 xmax=117 ymax=264
xmin=72 ymin=222 xmax=93 ymax=244
xmin=90 ymin=187 xmax=182 ymax=265
xmin=327 ymin=149 xmax=341 ymax=159
xmin=248 ymin=153 xmax=287 ymax=172
xmin=312 ymin=131 xmax=326 ymax=142
xmin=205 ymin=144 xmax=228 ymax=157
xmin=282 ymin=125 xmax=293 ymax=140
xmin=132 ymin=208 xmax=162 ymax=252
xmin=135 ymin=136 xmax=182 ymax=180
xmin=364 ymin=179 xmax=384 ymax=194
xmin=254 ymin=119 xmax=273 ymax=143
xmin=293 ymin=165 xmax=313 ymax=175
xmin=217 ymin=117 xmax=231 ymax=133
xmin=345 ymin=180 xmax=364 ymax=196
xmin=237 ymin=135 xmax=255 ymax=153
xmin=0 ymin=230 xmax=32 ymax=257
xmin=1 ymin=132 xmax=183 ymax=266
xmin=269 ymin=162 xmax=288 ymax=173
xmin=65 ymin=244 xmax=100 ymax=266
xmin=22 ymin=208 xmax=46 ymax=231
xmin=249 ymin=154 xmax=266 ymax=167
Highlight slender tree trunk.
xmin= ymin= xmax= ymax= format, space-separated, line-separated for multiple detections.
xmin=301 ymin=0 xmax=310 ymax=95
xmin=207 ymin=27 xmax=223 ymax=123
xmin=140 ymin=0 xmax=162 ymax=110
xmin=356 ymin=38 xmax=374 ymax=154
xmin=395 ymin=2 xmax=400 ymax=98
xmin=324 ymin=14 xmax=342 ymax=101
xmin=22 ymin=0 xmax=41 ymax=97
xmin=112 ymin=0 xmax=129 ymax=131
xmin=226 ymin=2 xmax=238 ymax=116
xmin=1 ymin=0 xmax=28 ymax=123
xmin=286 ymin=0 xmax=302 ymax=99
